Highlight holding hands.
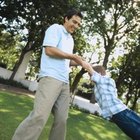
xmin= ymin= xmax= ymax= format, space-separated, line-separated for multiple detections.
xmin=70 ymin=54 xmax=94 ymax=76
xmin=81 ymin=61 xmax=94 ymax=76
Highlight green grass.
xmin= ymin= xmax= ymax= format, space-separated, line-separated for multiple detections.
xmin=0 ymin=91 xmax=131 ymax=140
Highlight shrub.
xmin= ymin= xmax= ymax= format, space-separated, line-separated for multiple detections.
xmin=0 ymin=63 xmax=7 ymax=68
xmin=0 ymin=77 xmax=28 ymax=89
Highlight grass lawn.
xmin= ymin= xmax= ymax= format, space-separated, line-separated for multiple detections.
xmin=0 ymin=90 xmax=131 ymax=140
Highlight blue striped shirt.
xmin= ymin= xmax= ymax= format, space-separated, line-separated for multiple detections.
xmin=91 ymin=71 xmax=127 ymax=119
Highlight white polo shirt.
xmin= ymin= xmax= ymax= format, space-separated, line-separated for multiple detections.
xmin=39 ymin=24 xmax=74 ymax=83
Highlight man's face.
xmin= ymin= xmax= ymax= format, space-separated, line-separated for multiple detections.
xmin=64 ymin=15 xmax=82 ymax=34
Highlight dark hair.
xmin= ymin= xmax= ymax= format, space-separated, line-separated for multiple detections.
xmin=64 ymin=9 xmax=83 ymax=20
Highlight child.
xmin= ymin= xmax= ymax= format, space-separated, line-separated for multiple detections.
xmin=84 ymin=64 xmax=140 ymax=140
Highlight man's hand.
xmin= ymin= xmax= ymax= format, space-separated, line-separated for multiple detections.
xmin=71 ymin=54 xmax=85 ymax=66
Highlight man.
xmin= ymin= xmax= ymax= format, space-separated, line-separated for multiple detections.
xmin=12 ymin=9 xmax=86 ymax=140
xmin=84 ymin=64 xmax=140 ymax=140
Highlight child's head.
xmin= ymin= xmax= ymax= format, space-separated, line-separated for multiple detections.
xmin=92 ymin=65 xmax=106 ymax=76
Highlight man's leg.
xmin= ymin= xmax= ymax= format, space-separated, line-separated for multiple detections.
xmin=12 ymin=77 xmax=62 ymax=140
xmin=49 ymin=82 xmax=70 ymax=140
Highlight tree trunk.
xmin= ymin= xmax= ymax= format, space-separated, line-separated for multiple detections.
xmin=70 ymin=68 xmax=86 ymax=105
xmin=9 ymin=50 xmax=33 ymax=81
xmin=90 ymin=93 xmax=96 ymax=103
xmin=103 ymin=49 xmax=110 ymax=68
xmin=70 ymin=68 xmax=86 ymax=93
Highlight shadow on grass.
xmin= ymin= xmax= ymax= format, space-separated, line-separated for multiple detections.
xmin=67 ymin=109 xmax=131 ymax=140
xmin=0 ymin=91 xmax=131 ymax=140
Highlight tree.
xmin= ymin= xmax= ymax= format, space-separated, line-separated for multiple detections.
xmin=0 ymin=30 xmax=21 ymax=70
xmin=0 ymin=0 xmax=74 ymax=81
xmin=69 ymin=0 xmax=140 ymax=107
xmin=115 ymin=35 xmax=140 ymax=110
xmin=81 ymin=0 xmax=139 ymax=68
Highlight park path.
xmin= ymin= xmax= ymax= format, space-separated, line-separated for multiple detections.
xmin=0 ymin=83 xmax=34 ymax=97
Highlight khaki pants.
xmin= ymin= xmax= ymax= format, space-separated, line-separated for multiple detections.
xmin=12 ymin=77 xmax=70 ymax=140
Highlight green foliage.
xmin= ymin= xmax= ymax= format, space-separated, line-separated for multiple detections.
xmin=26 ymin=50 xmax=41 ymax=80
xmin=108 ymin=34 xmax=140 ymax=110
xmin=79 ymin=0 xmax=139 ymax=67
xmin=0 ymin=0 xmax=74 ymax=42
xmin=73 ymin=29 xmax=91 ymax=56
xmin=0 ymin=0 xmax=85 ymax=80
xmin=0 ymin=31 xmax=22 ymax=70
xmin=75 ymin=79 xmax=94 ymax=100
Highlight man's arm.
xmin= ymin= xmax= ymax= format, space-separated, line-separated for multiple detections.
xmin=45 ymin=46 xmax=84 ymax=66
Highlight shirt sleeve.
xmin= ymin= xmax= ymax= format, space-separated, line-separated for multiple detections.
xmin=42 ymin=24 xmax=61 ymax=47
xmin=91 ymin=71 xmax=102 ymax=84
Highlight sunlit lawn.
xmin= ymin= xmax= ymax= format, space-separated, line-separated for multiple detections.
xmin=0 ymin=91 xmax=131 ymax=140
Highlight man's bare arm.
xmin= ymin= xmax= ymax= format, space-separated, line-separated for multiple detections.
xmin=45 ymin=46 xmax=84 ymax=66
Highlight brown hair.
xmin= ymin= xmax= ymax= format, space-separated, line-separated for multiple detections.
xmin=92 ymin=65 xmax=106 ymax=76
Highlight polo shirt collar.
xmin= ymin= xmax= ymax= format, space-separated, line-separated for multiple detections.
xmin=61 ymin=25 xmax=70 ymax=35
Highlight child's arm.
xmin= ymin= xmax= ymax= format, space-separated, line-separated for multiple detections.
xmin=82 ymin=62 xmax=94 ymax=76
xmin=82 ymin=62 xmax=102 ymax=84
